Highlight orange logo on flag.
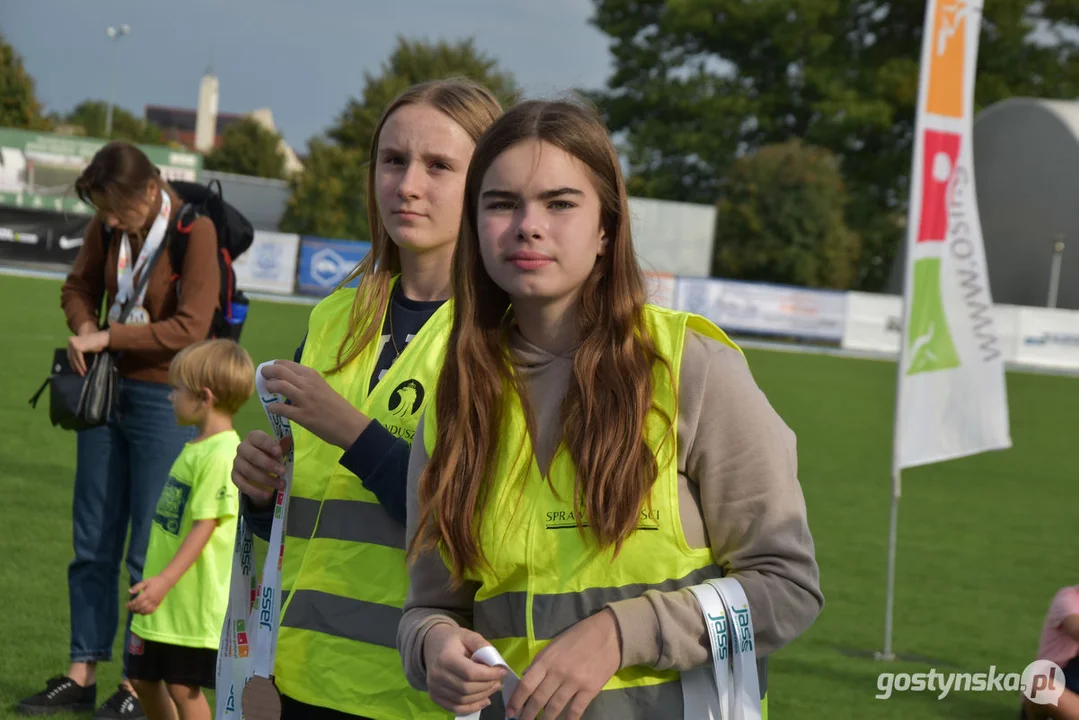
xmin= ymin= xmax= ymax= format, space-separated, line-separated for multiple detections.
xmin=926 ymin=1 xmax=974 ymax=118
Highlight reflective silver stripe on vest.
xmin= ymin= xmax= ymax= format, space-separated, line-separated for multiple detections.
xmin=479 ymin=675 xmax=769 ymax=719
xmin=473 ymin=564 xmax=768 ymax=700
xmin=280 ymin=589 xmax=401 ymax=649
xmin=286 ymin=497 xmax=404 ymax=549
xmin=532 ymin=565 xmax=727 ymax=640
xmin=475 ymin=566 xmax=727 ymax=642
xmin=478 ymin=682 xmax=684 ymax=719
xmin=474 ymin=592 xmax=529 ymax=640
xmin=286 ymin=496 xmax=320 ymax=539
xmin=479 ymin=667 xmax=766 ymax=720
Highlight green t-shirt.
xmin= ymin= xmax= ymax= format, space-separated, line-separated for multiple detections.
xmin=131 ymin=429 xmax=240 ymax=649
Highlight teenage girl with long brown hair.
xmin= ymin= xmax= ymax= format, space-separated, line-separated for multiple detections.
xmin=230 ymin=78 xmax=503 ymax=720
xmin=399 ymin=99 xmax=824 ymax=720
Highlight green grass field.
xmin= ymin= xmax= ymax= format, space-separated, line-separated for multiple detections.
xmin=1 ymin=272 xmax=1076 ymax=719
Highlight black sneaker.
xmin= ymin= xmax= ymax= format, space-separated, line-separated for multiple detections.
xmin=94 ymin=687 xmax=144 ymax=720
xmin=16 ymin=676 xmax=96 ymax=715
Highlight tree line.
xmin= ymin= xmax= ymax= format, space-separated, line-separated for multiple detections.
xmin=3 ymin=1 xmax=1078 ymax=292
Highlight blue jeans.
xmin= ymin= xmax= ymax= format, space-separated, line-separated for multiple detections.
xmin=68 ymin=378 xmax=195 ymax=675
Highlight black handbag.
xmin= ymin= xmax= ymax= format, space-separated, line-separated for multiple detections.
xmin=77 ymin=349 xmax=121 ymax=428
xmin=29 ymin=236 xmax=168 ymax=431
xmin=28 ymin=349 xmax=118 ymax=431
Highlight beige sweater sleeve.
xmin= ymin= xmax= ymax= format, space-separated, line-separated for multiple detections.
xmin=605 ymin=332 xmax=823 ymax=671
xmin=398 ymin=416 xmax=479 ymax=691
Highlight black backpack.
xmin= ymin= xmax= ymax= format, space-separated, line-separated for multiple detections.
xmin=103 ymin=179 xmax=254 ymax=341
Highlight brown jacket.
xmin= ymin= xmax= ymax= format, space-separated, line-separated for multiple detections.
xmin=60 ymin=187 xmax=220 ymax=384
xmin=399 ymin=326 xmax=823 ymax=689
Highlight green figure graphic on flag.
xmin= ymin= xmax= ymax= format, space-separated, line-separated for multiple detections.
xmin=907 ymin=258 xmax=960 ymax=374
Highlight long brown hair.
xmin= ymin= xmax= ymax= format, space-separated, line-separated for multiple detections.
xmin=329 ymin=77 xmax=503 ymax=373
xmin=411 ymin=99 xmax=670 ymax=583
xmin=75 ymin=141 xmax=169 ymax=241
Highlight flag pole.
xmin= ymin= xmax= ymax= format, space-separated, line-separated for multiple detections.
xmin=883 ymin=113 xmax=914 ymax=659
xmin=879 ymin=471 xmax=900 ymax=661
xmin=880 ymin=0 xmax=1009 ymax=662
xmin=878 ymin=0 xmax=936 ymax=665
xmin=878 ymin=342 xmax=904 ymax=662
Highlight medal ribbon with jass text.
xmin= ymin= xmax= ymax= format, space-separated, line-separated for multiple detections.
xmin=215 ymin=361 xmax=294 ymax=720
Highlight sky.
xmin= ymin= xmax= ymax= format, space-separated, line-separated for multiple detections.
xmin=0 ymin=0 xmax=615 ymax=150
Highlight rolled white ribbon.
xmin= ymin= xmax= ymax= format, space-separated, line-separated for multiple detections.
xmin=456 ymin=645 xmax=520 ymax=720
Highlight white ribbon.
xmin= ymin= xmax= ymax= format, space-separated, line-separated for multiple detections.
xmin=214 ymin=512 xmax=256 ymax=718
xmin=683 ymin=577 xmax=761 ymax=720
xmin=108 ymin=189 xmax=171 ymax=325
xmin=250 ymin=362 xmax=294 ymax=679
xmin=456 ymin=646 xmax=520 ymax=720
xmin=214 ymin=361 xmax=294 ymax=718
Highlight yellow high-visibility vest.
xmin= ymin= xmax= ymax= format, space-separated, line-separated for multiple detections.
xmin=424 ymin=304 xmax=768 ymax=719
xmin=277 ymin=278 xmax=452 ymax=719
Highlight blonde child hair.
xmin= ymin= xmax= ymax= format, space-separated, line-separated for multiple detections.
xmin=168 ymin=339 xmax=255 ymax=416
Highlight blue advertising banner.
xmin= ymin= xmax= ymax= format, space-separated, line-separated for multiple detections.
xmin=296 ymin=236 xmax=371 ymax=296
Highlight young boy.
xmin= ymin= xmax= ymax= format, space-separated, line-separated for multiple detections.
xmin=126 ymin=339 xmax=254 ymax=720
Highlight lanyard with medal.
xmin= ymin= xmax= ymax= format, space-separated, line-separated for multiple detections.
xmin=233 ymin=361 xmax=294 ymax=720
xmin=214 ymin=498 xmax=256 ymax=719
xmin=107 ymin=189 xmax=171 ymax=328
